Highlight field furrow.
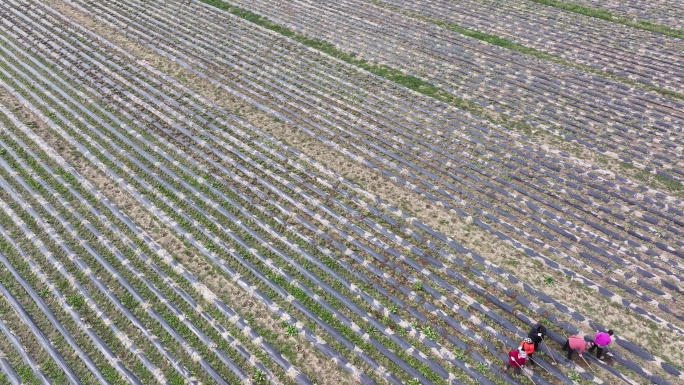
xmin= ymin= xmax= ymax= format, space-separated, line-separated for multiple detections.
xmin=0 ymin=0 xmax=679 ymax=383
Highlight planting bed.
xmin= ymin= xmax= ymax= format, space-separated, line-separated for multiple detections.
xmin=373 ymin=0 xmax=684 ymax=93
xmin=556 ymin=0 xmax=684 ymax=30
xmin=0 ymin=0 xmax=680 ymax=384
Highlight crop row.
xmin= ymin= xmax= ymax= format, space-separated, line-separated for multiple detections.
xmin=2 ymin=2 xmax=480 ymax=380
xmin=0 ymin=55 xmax=312 ymax=385
xmin=2 ymin=0 xmax=682 ymax=383
xmin=0 ymin=133 xmax=237 ymax=384
xmin=375 ymin=0 xmax=684 ymax=93
xmin=0 ymin=313 xmax=45 ymax=384
xmin=67 ymin=0 xmax=684 ymax=335
xmin=0 ymin=10 xmax=317 ymax=385
xmin=0 ymin=119 xmax=291 ymax=384
xmin=77 ymin=0 xmax=674 ymax=280
xmin=544 ymin=0 xmax=684 ymax=30
xmin=0 ymin=344 xmax=21 ymax=385
xmin=214 ymin=0 xmax=684 ymax=184
xmin=0 ymin=101 xmax=309 ymax=385
xmin=58 ymin=0 xmax=684 ymax=380
xmin=4 ymin=1 xmax=568 ymax=382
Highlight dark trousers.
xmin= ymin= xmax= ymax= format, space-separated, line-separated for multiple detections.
xmin=588 ymin=344 xmax=604 ymax=358
xmin=561 ymin=339 xmax=575 ymax=360
xmin=531 ymin=337 xmax=544 ymax=362
xmin=505 ymin=362 xmax=522 ymax=375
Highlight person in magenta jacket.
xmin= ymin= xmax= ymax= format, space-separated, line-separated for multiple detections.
xmin=561 ymin=335 xmax=594 ymax=360
xmin=504 ymin=348 xmax=527 ymax=375
xmin=588 ymin=329 xmax=613 ymax=359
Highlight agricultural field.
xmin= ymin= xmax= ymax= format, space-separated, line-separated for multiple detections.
xmin=0 ymin=0 xmax=681 ymax=384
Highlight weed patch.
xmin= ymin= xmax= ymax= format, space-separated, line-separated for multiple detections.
xmin=366 ymin=0 xmax=684 ymax=101
xmin=528 ymin=0 xmax=684 ymax=39
xmin=196 ymin=0 xmax=549 ymax=135
xmin=65 ymin=294 xmax=85 ymax=308
xmin=629 ymin=169 xmax=684 ymax=194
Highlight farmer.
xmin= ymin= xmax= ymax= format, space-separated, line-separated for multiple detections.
xmin=520 ymin=337 xmax=535 ymax=366
xmin=588 ymin=329 xmax=613 ymax=359
xmin=528 ymin=323 xmax=547 ymax=351
xmin=561 ymin=334 xmax=594 ymax=360
xmin=504 ymin=347 xmax=527 ymax=375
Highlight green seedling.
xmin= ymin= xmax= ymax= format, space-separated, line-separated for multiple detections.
xmin=66 ymin=294 xmax=85 ymax=308
xmin=413 ymin=281 xmax=423 ymax=291
xmin=38 ymin=287 xmax=50 ymax=297
xmin=540 ymin=317 xmax=553 ymax=327
xmin=422 ymin=326 xmax=437 ymax=340
xmin=285 ymin=324 xmax=297 ymax=337
xmin=543 ymin=275 xmax=554 ymax=284
xmin=253 ymin=369 xmax=266 ymax=383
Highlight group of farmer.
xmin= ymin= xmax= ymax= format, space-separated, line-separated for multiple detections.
xmin=504 ymin=323 xmax=614 ymax=376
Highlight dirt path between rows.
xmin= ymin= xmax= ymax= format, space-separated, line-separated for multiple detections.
xmin=41 ymin=0 xmax=684 ymax=378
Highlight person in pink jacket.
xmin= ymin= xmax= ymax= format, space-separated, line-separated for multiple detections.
xmin=588 ymin=330 xmax=613 ymax=359
xmin=561 ymin=335 xmax=594 ymax=360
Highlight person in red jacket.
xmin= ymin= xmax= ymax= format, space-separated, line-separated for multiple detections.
xmin=519 ymin=337 xmax=535 ymax=366
xmin=561 ymin=335 xmax=594 ymax=360
xmin=504 ymin=348 xmax=527 ymax=375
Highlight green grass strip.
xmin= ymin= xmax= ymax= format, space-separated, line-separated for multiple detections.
xmin=13 ymin=364 xmax=39 ymax=385
xmin=528 ymin=0 xmax=684 ymax=39
xmin=619 ymin=162 xmax=684 ymax=193
xmin=197 ymin=0 xmax=542 ymax=140
xmin=197 ymin=0 xmax=684 ymax=194
xmin=203 ymin=0 xmax=684 ymax=103
xmin=195 ymin=1 xmax=443 ymax=90
xmin=364 ymin=0 xmax=684 ymax=102
xmin=197 ymin=0 xmax=684 ymax=195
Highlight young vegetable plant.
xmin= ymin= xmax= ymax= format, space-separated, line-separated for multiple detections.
xmin=285 ymin=324 xmax=298 ymax=337
xmin=253 ymin=369 xmax=266 ymax=383
xmin=421 ymin=326 xmax=437 ymax=340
